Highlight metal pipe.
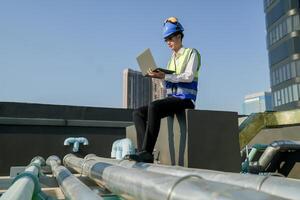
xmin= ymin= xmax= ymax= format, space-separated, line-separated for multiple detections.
xmin=46 ymin=155 xmax=103 ymax=200
xmin=111 ymin=139 xmax=135 ymax=160
xmin=64 ymin=137 xmax=89 ymax=152
xmin=63 ymin=154 xmax=287 ymax=200
xmin=248 ymin=146 xmax=279 ymax=173
xmin=249 ymin=140 xmax=300 ymax=173
xmin=86 ymin=154 xmax=300 ymax=200
xmin=0 ymin=156 xmax=45 ymax=200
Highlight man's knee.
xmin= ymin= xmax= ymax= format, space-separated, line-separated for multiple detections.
xmin=133 ymin=107 xmax=145 ymax=119
xmin=149 ymin=101 xmax=161 ymax=111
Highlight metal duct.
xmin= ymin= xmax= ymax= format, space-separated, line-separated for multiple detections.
xmin=248 ymin=140 xmax=300 ymax=173
xmin=63 ymin=154 xmax=287 ymax=200
xmin=86 ymin=154 xmax=300 ymax=200
xmin=46 ymin=155 xmax=103 ymax=200
xmin=0 ymin=156 xmax=45 ymax=200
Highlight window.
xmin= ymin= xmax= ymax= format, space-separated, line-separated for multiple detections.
xmin=291 ymin=61 xmax=297 ymax=77
xmin=276 ymin=69 xmax=279 ymax=84
xmin=278 ymin=67 xmax=282 ymax=83
xmin=282 ymin=20 xmax=287 ymax=35
xmin=284 ymin=87 xmax=289 ymax=103
xmin=281 ymin=89 xmax=285 ymax=105
xmin=266 ymin=1 xmax=287 ymax=27
xmin=297 ymin=60 xmax=300 ymax=76
xmin=298 ymin=84 xmax=300 ymax=100
xmin=293 ymin=84 xmax=299 ymax=101
xmin=271 ymin=71 xmax=274 ymax=86
xmin=273 ymin=92 xmax=277 ymax=106
xmin=293 ymin=15 xmax=300 ymax=30
xmin=279 ymin=23 xmax=283 ymax=38
xmin=289 ymin=86 xmax=293 ymax=102
xmin=282 ymin=64 xmax=287 ymax=81
xmin=272 ymin=60 xmax=300 ymax=86
xmin=264 ymin=0 xmax=276 ymax=9
xmin=287 ymin=16 xmax=292 ymax=33
xmin=278 ymin=90 xmax=282 ymax=106
xmin=286 ymin=63 xmax=291 ymax=80
xmin=268 ymin=14 xmax=300 ymax=47
xmin=271 ymin=37 xmax=300 ymax=65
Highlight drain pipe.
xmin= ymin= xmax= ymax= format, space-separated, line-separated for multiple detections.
xmin=0 ymin=156 xmax=46 ymax=200
xmin=46 ymin=155 xmax=103 ymax=200
xmin=63 ymin=154 xmax=286 ymax=200
xmin=85 ymin=154 xmax=300 ymax=200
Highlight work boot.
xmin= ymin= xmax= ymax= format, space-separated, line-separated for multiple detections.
xmin=125 ymin=151 xmax=154 ymax=163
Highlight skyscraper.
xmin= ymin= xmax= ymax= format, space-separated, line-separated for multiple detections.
xmin=264 ymin=0 xmax=300 ymax=110
xmin=242 ymin=91 xmax=273 ymax=115
xmin=151 ymin=78 xmax=167 ymax=101
xmin=123 ymin=68 xmax=166 ymax=109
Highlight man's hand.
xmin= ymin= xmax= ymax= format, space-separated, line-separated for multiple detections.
xmin=147 ymin=68 xmax=165 ymax=79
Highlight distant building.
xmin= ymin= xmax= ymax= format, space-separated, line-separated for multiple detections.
xmin=264 ymin=0 xmax=300 ymax=110
xmin=151 ymin=78 xmax=166 ymax=101
xmin=242 ymin=92 xmax=273 ymax=115
xmin=123 ymin=68 xmax=166 ymax=109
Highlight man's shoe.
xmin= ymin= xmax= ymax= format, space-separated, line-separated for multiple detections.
xmin=125 ymin=151 xmax=154 ymax=163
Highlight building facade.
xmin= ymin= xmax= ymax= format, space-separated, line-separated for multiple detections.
xmin=123 ymin=68 xmax=166 ymax=109
xmin=242 ymin=92 xmax=273 ymax=115
xmin=264 ymin=0 xmax=300 ymax=110
xmin=151 ymin=78 xmax=166 ymax=102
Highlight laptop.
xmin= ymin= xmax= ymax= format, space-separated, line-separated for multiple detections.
xmin=136 ymin=48 xmax=175 ymax=76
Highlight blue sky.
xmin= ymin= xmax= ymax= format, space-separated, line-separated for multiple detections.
xmin=0 ymin=1 xmax=269 ymax=113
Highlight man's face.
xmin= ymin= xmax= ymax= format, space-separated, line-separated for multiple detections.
xmin=165 ymin=34 xmax=181 ymax=51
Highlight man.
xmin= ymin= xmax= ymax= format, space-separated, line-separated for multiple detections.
xmin=129 ymin=17 xmax=201 ymax=163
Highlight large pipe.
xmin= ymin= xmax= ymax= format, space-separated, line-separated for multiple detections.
xmin=86 ymin=154 xmax=300 ymax=200
xmin=46 ymin=155 xmax=103 ymax=200
xmin=0 ymin=156 xmax=45 ymax=200
xmin=249 ymin=140 xmax=300 ymax=174
xmin=63 ymin=154 xmax=287 ymax=200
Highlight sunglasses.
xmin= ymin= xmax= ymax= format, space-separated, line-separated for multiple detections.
xmin=164 ymin=33 xmax=180 ymax=42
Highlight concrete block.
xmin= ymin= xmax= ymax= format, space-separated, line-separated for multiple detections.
xmin=127 ymin=109 xmax=241 ymax=172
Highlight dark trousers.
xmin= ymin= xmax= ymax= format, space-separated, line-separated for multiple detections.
xmin=132 ymin=96 xmax=195 ymax=153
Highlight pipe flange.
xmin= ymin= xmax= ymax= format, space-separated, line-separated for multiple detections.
xmin=13 ymin=172 xmax=41 ymax=197
xmin=46 ymin=155 xmax=61 ymax=166
xmin=63 ymin=154 xmax=75 ymax=167
xmin=27 ymin=163 xmax=42 ymax=175
xmin=80 ymin=158 xmax=96 ymax=176
xmin=167 ymin=175 xmax=203 ymax=200
xmin=84 ymin=154 xmax=97 ymax=160
xmin=31 ymin=156 xmax=46 ymax=166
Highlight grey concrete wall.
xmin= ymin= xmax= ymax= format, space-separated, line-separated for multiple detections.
xmin=0 ymin=102 xmax=134 ymax=175
xmin=0 ymin=102 xmax=133 ymax=121
xmin=127 ymin=109 xmax=241 ymax=172
xmin=249 ymin=126 xmax=300 ymax=145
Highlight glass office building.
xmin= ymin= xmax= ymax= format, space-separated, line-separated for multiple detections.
xmin=242 ymin=92 xmax=273 ymax=115
xmin=122 ymin=68 xmax=166 ymax=109
xmin=264 ymin=0 xmax=300 ymax=110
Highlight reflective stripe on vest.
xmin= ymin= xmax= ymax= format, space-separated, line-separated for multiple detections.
xmin=165 ymin=48 xmax=201 ymax=101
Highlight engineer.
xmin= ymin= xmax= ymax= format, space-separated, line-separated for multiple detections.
xmin=128 ymin=17 xmax=201 ymax=163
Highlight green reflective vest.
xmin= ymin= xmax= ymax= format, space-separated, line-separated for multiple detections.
xmin=165 ymin=48 xmax=201 ymax=101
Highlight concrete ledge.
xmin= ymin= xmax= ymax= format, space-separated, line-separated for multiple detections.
xmin=0 ymin=102 xmax=133 ymax=121
xmin=127 ymin=109 xmax=241 ymax=172
xmin=0 ymin=117 xmax=133 ymax=128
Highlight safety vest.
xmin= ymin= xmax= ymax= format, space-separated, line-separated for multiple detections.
xmin=165 ymin=48 xmax=201 ymax=101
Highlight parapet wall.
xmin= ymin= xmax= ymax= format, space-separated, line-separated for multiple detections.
xmin=0 ymin=102 xmax=133 ymax=175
